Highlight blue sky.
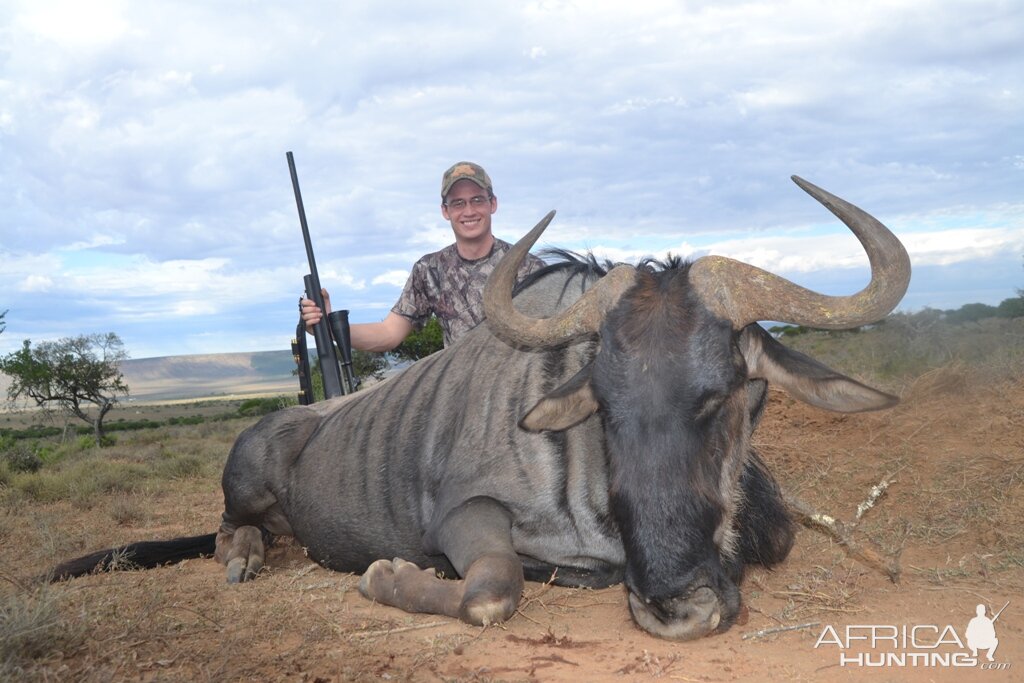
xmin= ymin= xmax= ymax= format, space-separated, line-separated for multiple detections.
xmin=2 ymin=0 xmax=1022 ymax=359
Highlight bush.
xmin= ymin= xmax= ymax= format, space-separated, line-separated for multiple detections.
xmin=154 ymin=454 xmax=204 ymax=480
xmin=0 ymin=443 xmax=42 ymax=473
xmin=167 ymin=415 xmax=204 ymax=426
xmin=108 ymin=419 xmax=162 ymax=432
xmin=238 ymin=396 xmax=289 ymax=417
xmin=11 ymin=460 xmax=148 ymax=506
xmin=392 ymin=315 xmax=443 ymax=362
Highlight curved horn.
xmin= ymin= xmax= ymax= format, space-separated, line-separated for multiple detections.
xmin=483 ymin=210 xmax=636 ymax=347
xmin=689 ymin=176 xmax=911 ymax=330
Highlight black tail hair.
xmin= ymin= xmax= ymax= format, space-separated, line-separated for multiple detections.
xmin=47 ymin=533 xmax=217 ymax=582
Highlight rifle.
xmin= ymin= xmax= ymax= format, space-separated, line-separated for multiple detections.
xmin=287 ymin=151 xmax=358 ymax=402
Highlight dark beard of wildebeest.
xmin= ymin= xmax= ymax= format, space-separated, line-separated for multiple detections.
xmin=48 ymin=176 xmax=910 ymax=642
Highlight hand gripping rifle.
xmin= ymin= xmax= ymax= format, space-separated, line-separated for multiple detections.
xmin=287 ymin=151 xmax=357 ymax=403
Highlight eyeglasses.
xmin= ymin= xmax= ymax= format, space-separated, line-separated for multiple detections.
xmin=445 ymin=195 xmax=491 ymax=211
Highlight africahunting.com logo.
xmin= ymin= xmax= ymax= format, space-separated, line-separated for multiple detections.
xmin=814 ymin=601 xmax=1011 ymax=669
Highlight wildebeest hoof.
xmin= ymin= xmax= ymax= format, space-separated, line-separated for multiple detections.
xmin=219 ymin=525 xmax=266 ymax=583
xmin=459 ymin=595 xmax=517 ymax=627
xmin=458 ymin=554 xmax=522 ymax=626
xmin=358 ymin=558 xmax=397 ymax=600
xmin=226 ymin=557 xmax=249 ymax=585
xmin=226 ymin=556 xmax=260 ymax=583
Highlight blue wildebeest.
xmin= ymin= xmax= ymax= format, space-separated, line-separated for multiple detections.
xmin=52 ymin=177 xmax=910 ymax=641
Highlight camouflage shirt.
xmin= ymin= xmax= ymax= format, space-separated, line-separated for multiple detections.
xmin=392 ymin=239 xmax=545 ymax=347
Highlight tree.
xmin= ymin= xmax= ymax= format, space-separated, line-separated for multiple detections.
xmin=392 ymin=315 xmax=444 ymax=363
xmin=0 ymin=333 xmax=130 ymax=446
xmin=352 ymin=349 xmax=389 ymax=383
xmin=997 ymin=296 xmax=1024 ymax=319
xmin=0 ymin=309 xmax=7 ymax=335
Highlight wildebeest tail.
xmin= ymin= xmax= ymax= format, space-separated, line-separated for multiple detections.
xmin=47 ymin=533 xmax=217 ymax=581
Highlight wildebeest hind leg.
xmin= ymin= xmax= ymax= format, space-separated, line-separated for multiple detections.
xmin=359 ymin=497 xmax=524 ymax=626
xmin=215 ymin=524 xmax=267 ymax=583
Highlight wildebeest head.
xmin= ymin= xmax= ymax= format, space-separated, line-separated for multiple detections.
xmin=484 ymin=176 xmax=911 ymax=640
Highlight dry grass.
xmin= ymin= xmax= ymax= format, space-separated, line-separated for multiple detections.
xmin=770 ymin=563 xmax=867 ymax=621
xmin=779 ymin=315 xmax=1024 ymax=391
xmin=1 ymin=320 xmax=1023 ymax=680
xmin=0 ymin=580 xmax=86 ymax=678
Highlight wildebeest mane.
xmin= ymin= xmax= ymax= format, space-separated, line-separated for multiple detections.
xmin=513 ymin=247 xmax=693 ymax=297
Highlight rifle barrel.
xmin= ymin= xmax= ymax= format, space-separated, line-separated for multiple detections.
xmin=288 ymin=152 xmax=344 ymax=399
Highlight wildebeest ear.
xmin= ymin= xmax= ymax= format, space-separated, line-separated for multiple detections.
xmin=746 ymin=379 xmax=768 ymax=431
xmin=520 ymin=362 xmax=599 ymax=432
xmin=739 ymin=324 xmax=899 ymax=413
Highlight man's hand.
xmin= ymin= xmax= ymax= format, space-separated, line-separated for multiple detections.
xmin=300 ymin=288 xmax=331 ymax=334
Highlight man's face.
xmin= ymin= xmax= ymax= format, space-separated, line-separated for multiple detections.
xmin=441 ymin=179 xmax=497 ymax=242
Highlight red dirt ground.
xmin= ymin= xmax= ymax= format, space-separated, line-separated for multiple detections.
xmin=5 ymin=368 xmax=1023 ymax=682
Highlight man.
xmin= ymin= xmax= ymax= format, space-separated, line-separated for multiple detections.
xmin=301 ymin=161 xmax=544 ymax=351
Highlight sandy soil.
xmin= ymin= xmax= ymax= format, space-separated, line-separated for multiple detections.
xmin=5 ymin=367 xmax=1023 ymax=682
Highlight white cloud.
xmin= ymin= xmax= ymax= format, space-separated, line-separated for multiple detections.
xmin=18 ymin=275 xmax=54 ymax=292
xmin=15 ymin=0 xmax=132 ymax=50
xmin=901 ymin=228 xmax=1024 ymax=266
xmin=65 ymin=234 xmax=126 ymax=251
xmin=372 ymin=270 xmax=410 ymax=287
xmin=582 ymin=223 xmax=1024 ymax=276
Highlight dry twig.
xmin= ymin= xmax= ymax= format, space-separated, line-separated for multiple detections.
xmin=741 ymin=621 xmax=820 ymax=641
xmin=349 ymin=620 xmax=453 ymax=639
xmin=784 ymin=492 xmax=902 ymax=583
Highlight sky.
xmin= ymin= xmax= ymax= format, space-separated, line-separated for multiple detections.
xmin=1 ymin=0 xmax=1022 ymax=360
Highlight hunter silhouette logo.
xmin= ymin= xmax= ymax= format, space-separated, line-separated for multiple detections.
xmin=966 ymin=602 xmax=1007 ymax=662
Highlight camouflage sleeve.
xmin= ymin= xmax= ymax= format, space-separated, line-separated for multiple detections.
xmin=390 ymin=260 xmax=436 ymax=330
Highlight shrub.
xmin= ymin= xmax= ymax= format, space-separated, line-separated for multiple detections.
xmin=167 ymin=415 xmax=204 ymax=426
xmin=154 ymin=455 xmax=204 ymax=480
xmin=108 ymin=493 xmax=150 ymax=526
xmin=0 ymin=443 xmax=42 ymax=473
xmin=238 ymin=396 xmax=288 ymax=417
xmin=12 ymin=460 xmax=148 ymax=506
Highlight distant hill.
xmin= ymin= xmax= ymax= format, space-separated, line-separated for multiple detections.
xmin=118 ymin=350 xmax=300 ymax=402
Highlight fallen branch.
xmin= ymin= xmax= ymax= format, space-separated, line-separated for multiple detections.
xmin=854 ymin=469 xmax=902 ymax=521
xmin=784 ymin=492 xmax=902 ymax=584
xmin=741 ymin=621 xmax=820 ymax=641
xmin=350 ymin=620 xmax=453 ymax=639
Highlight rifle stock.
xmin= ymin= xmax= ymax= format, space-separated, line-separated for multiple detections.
xmin=288 ymin=151 xmax=356 ymax=400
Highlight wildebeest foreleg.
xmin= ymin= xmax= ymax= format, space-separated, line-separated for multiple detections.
xmin=359 ymin=497 xmax=524 ymax=626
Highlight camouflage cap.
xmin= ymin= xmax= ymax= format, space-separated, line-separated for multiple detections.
xmin=441 ymin=161 xmax=493 ymax=199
